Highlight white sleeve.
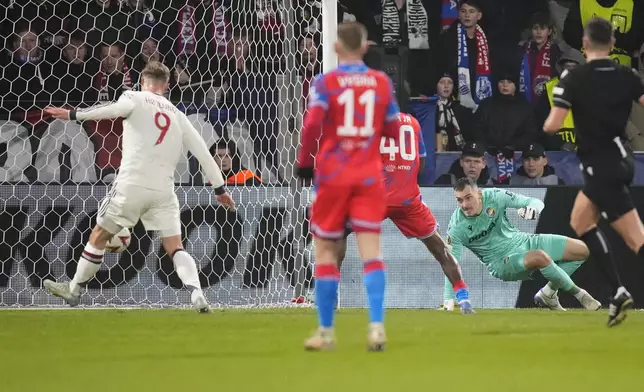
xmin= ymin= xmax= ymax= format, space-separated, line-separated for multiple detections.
xmin=72 ymin=92 xmax=136 ymax=121
xmin=180 ymin=114 xmax=226 ymax=189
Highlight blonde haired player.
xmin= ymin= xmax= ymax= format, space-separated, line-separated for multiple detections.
xmin=43 ymin=61 xmax=235 ymax=312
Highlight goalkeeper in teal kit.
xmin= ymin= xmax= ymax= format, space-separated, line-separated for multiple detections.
xmin=443 ymin=178 xmax=601 ymax=311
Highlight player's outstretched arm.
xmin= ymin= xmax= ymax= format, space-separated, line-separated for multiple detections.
xmin=46 ymin=92 xmax=136 ymax=122
xmin=180 ymin=115 xmax=234 ymax=209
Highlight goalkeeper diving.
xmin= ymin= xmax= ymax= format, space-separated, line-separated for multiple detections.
xmin=443 ymin=177 xmax=601 ymax=311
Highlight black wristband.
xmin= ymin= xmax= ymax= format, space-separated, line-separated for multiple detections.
xmin=213 ymin=185 xmax=227 ymax=195
xmin=69 ymin=109 xmax=77 ymax=121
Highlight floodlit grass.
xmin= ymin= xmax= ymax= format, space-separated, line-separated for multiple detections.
xmin=1 ymin=308 xmax=642 ymax=392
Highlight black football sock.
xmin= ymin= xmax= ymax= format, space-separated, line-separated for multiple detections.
xmin=580 ymin=227 xmax=622 ymax=291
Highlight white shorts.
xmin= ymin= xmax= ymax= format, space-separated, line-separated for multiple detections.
xmin=97 ymin=182 xmax=181 ymax=237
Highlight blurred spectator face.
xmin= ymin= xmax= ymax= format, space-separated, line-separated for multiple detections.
xmin=459 ymin=4 xmax=482 ymax=28
xmin=141 ymin=38 xmax=160 ymax=63
xmin=300 ymin=37 xmax=317 ymax=64
xmin=63 ymin=39 xmax=88 ymax=65
xmin=523 ymin=157 xmax=547 ymax=178
xmin=561 ymin=61 xmax=579 ymax=72
xmin=101 ymin=45 xmax=124 ymax=74
xmin=531 ymin=24 xmax=552 ymax=46
xmin=498 ymin=80 xmax=516 ymax=96
xmin=13 ymin=30 xmax=40 ymax=60
xmin=460 ymin=156 xmax=485 ymax=180
xmin=213 ymin=147 xmax=233 ymax=172
xmin=437 ymin=77 xmax=454 ymax=99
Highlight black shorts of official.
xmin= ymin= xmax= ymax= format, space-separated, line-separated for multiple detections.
xmin=580 ymin=155 xmax=635 ymax=222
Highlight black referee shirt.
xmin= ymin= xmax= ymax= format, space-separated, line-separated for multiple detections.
xmin=553 ymin=58 xmax=644 ymax=162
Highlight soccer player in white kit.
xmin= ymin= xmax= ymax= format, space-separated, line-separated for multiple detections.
xmin=42 ymin=62 xmax=235 ymax=312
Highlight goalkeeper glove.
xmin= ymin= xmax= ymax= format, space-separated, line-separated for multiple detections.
xmin=518 ymin=206 xmax=539 ymax=220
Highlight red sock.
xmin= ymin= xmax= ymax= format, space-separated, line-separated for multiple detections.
xmin=453 ymin=280 xmax=467 ymax=292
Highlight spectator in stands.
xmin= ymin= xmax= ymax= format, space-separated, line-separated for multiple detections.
xmin=47 ymin=31 xmax=100 ymax=107
xmin=626 ymin=46 xmax=644 ymax=151
xmin=435 ymin=74 xmax=473 ymax=151
xmin=159 ymin=0 xmax=219 ymax=62
xmin=518 ymin=13 xmax=563 ymax=106
xmin=437 ymin=0 xmax=493 ymax=111
xmin=224 ymin=30 xmax=283 ymax=183
xmin=299 ymin=35 xmax=321 ymax=110
xmin=0 ymin=21 xmax=50 ymax=182
xmin=434 ymin=142 xmax=494 ymax=185
xmin=473 ymin=71 xmax=539 ymax=152
xmin=130 ymin=37 xmax=163 ymax=89
xmin=89 ymin=42 xmax=133 ymax=181
xmin=210 ymin=139 xmax=262 ymax=185
xmin=37 ymin=30 xmax=98 ymax=184
xmin=125 ymin=0 xmax=160 ymax=44
xmin=535 ymin=48 xmax=585 ymax=150
xmin=169 ymin=54 xmax=223 ymax=184
xmin=477 ymin=0 xmax=550 ymax=61
xmin=5 ymin=0 xmax=70 ymax=50
xmin=509 ymin=143 xmax=565 ymax=185
xmin=563 ymin=0 xmax=644 ymax=66
xmin=77 ymin=0 xmax=135 ymax=52
xmin=1 ymin=21 xmax=49 ymax=121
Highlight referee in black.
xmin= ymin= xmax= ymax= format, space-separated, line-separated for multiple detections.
xmin=544 ymin=17 xmax=644 ymax=327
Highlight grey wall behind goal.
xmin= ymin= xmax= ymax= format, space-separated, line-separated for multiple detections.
xmin=0 ymin=185 xmax=545 ymax=309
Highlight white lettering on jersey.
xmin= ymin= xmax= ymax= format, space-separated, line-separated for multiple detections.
xmin=337 ymin=75 xmax=377 ymax=88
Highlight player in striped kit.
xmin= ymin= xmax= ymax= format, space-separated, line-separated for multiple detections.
xmin=296 ymin=21 xmax=402 ymax=351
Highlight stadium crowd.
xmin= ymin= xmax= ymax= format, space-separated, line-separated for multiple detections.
xmin=1 ymin=0 xmax=643 ymax=185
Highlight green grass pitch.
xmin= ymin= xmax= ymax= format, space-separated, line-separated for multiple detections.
xmin=1 ymin=308 xmax=642 ymax=392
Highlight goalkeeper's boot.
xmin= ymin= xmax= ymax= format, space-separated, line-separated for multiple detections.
xmin=191 ymin=290 xmax=210 ymax=314
xmin=534 ymin=289 xmax=566 ymax=311
xmin=459 ymin=300 xmax=476 ymax=314
xmin=304 ymin=328 xmax=335 ymax=351
xmin=577 ymin=289 xmax=601 ymax=311
xmin=367 ymin=323 xmax=386 ymax=352
xmin=43 ymin=279 xmax=80 ymax=307
xmin=607 ymin=286 xmax=633 ymax=328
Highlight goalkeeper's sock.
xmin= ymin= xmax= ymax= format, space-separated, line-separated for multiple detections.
xmin=443 ymin=276 xmax=456 ymax=301
xmin=172 ymin=250 xmax=202 ymax=292
xmin=540 ymin=262 xmax=576 ymax=293
xmin=364 ymin=259 xmax=386 ymax=323
xmin=556 ymin=260 xmax=584 ymax=277
xmin=314 ymin=264 xmax=340 ymax=328
xmin=453 ymin=279 xmax=470 ymax=303
xmin=580 ymin=227 xmax=621 ymax=290
xmin=70 ymin=243 xmax=104 ymax=295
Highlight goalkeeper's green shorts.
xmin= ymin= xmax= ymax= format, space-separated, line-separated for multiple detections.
xmin=489 ymin=234 xmax=569 ymax=282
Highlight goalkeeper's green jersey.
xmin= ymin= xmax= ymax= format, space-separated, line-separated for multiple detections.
xmin=446 ymin=188 xmax=545 ymax=266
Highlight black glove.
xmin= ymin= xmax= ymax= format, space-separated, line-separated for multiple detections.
xmin=296 ymin=166 xmax=314 ymax=180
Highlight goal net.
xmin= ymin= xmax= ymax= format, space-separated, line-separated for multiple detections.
xmin=0 ymin=0 xmax=533 ymax=309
